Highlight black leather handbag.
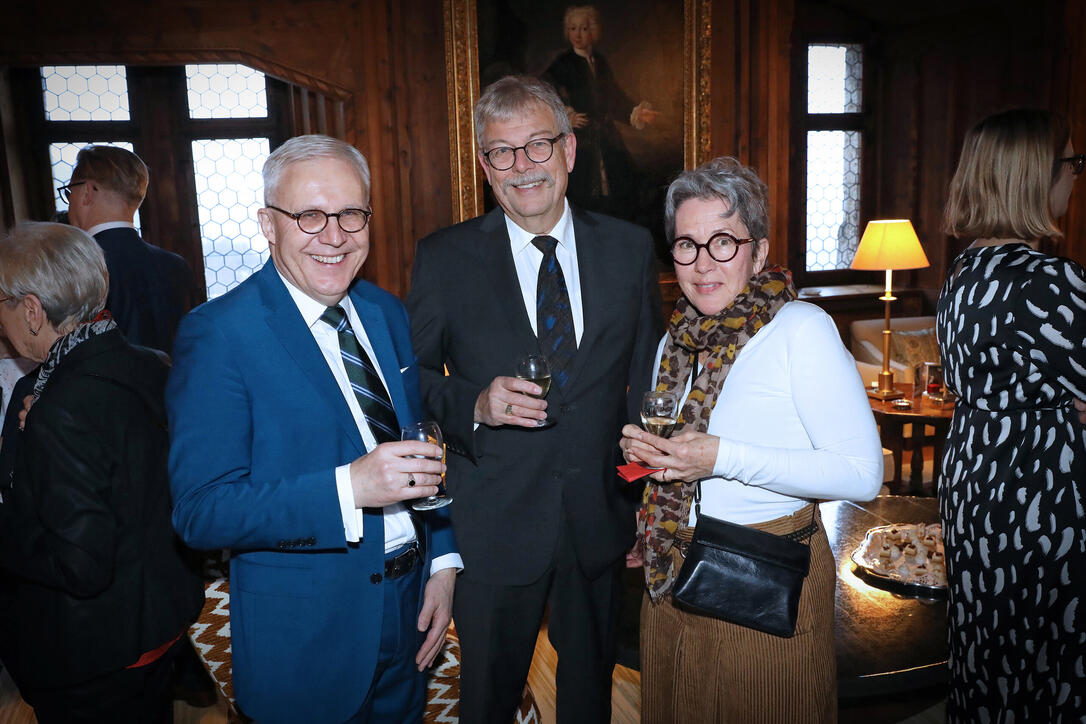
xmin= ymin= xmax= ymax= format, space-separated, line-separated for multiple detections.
xmin=672 ymin=484 xmax=818 ymax=638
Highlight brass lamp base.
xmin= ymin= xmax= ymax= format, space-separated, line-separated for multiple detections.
xmin=867 ymin=370 xmax=903 ymax=401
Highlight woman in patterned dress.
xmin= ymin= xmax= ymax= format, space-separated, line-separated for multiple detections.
xmin=939 ymin=108 xmax=1086 ymax=722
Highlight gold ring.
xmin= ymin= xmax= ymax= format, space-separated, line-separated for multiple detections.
xmin=505 ymin=403 xmax=514 ymax=416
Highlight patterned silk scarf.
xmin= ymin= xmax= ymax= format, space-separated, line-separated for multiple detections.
xmin=33 ymin=311 xmax=117 ymax=402
xmin=637 ymin=265 xmax=797 ymax=601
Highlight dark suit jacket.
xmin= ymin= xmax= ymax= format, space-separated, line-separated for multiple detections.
xmin=95 ymin=226 xmax=199 ymax=355
xmin=407 ymin=205 xmax=660 ymax=585
xmin=167 ymin=262 xmax=458 ymax=724
xmin=0 ymin=330 xmax=203 ymax=691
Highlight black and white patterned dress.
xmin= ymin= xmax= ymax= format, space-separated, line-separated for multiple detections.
xmin=936 ymin=242 xmax=1086 ymax=723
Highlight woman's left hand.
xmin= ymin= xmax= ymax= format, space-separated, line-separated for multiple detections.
xmin=621 ymin=424 xmax=719 ymax=483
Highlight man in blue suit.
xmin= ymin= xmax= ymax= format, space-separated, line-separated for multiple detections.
xmin=64 ymin=145 xmax=199 ymax=355
xmin=167 ymin=135 xmax=460 ymax=723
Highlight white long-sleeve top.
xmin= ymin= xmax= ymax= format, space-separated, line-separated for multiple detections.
xmin=651 ymin=301 xmax=884 ymax=526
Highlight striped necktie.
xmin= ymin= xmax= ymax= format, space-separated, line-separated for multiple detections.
xmin=532 ymin=235 xmax=577 ymax=388
xmin=320 ymin=305 xmax=400 ymax=443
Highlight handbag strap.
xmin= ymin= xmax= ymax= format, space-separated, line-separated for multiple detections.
xmin=693 ymin=481 xmax=818 ymax=543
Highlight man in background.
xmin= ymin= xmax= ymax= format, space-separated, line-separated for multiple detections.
xmin=63 ymin=144 xmax=198 ymax=354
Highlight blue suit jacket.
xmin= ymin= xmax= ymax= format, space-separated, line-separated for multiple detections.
xmin=166 ymin=262 xmax=457 ymax=723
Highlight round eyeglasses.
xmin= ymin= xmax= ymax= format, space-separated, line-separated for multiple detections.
xmin=670 ymin=233 xmax=757 ymax=265
xmin=57 ymin=181 xmax=87 ymax=204
xmin=266 ymin=205 xmax=373 ymax=234
xmin=482 ymin=134 xmax=566 ymax=171
xmin=1058 ymin=154 xmax=1085 ymax=176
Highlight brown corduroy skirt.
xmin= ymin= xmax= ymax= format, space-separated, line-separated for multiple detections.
xmin=640 ymin=504 xmax=836 ymax=724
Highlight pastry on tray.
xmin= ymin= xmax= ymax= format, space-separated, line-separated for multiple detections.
xmin=851 ymin=522 xmax=946 ymax=590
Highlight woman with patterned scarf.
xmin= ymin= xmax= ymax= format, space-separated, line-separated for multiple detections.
xmin=0 ymin=222 xmax=203 ymax=723
xmin=621 ymin=157 xmax=883 ymax=722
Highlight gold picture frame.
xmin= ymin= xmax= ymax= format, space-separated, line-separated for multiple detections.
xmin=443 ymin=0 xmax=712 ymax=223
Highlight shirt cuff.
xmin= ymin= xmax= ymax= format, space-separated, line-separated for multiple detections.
xmin=712 ymin=436 xmax=737 ymax=481
xmin=335 ymin=463 xmax=362 ymax=543
xmin=430 ymin=553 xmax=464 ymax=576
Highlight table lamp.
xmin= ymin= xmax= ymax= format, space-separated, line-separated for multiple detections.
xmin=850 ymin=219 xmax=930 ymax=400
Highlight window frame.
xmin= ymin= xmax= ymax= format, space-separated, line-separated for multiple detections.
xmin=787 ymin=36 xmax=879 ymax=289
xmin=11 ymin=64 xmax=292 ymax=302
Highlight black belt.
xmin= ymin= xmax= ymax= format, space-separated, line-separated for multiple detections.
xmin=384 ymin=542 xmax=421 ymax=580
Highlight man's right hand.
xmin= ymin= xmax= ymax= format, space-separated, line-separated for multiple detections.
xmin=349 ymin=441 xmax=444 ymax=508
xmin=474 ymin=376 xmax=547 ymax=428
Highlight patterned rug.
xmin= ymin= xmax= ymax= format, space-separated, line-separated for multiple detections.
xmin=189 ymin=561 xmax=540 ymax=722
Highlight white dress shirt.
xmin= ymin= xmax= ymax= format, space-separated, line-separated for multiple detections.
xmin=85 ymin=220 xmax=136 ymax=236
xmin=506 ymin=199 xmax=584 ymax=344
xmin=278 ymin=272 xmax=462 ymax=574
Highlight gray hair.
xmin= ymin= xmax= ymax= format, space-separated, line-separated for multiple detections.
xmin=664 ymin=156 xmax=770 ymax=243
xmin=474 ymin=75 xmax=572 ymax=149
xmin=263 ymin=135 xmax=371 ymax=206
xmin=0 ymin=222 xmax=108 ymax=330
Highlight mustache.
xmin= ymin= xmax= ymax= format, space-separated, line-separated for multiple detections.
xmin=502 ymin=172 xmax=553 ymax=192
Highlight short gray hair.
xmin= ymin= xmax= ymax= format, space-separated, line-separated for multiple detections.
xmin=0 ymin=222 xmax=108 ymax=330
xmin=474 ymin=75 xmax=572 ymax=149
xmin=664 ymin=156 xmax=770 ymax=243
xmin=263 ymin=135 xmax=371 ymax=206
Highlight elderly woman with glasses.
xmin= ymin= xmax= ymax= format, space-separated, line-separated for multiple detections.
xmin=0 ymin=222 xmax=203 ymax=724
xmin=620 ymin=157 xmax=882 ymax=722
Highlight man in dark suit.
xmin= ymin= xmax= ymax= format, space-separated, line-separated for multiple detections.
xmin=166 ymin=134 xmax=459 ymax=724
xmin=64 ymin=144 xmax=198 ymax=354
xmin=407 ymin=75 xmax=660 ymax=723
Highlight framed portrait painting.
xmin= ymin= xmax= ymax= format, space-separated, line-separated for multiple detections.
xmin=444 ymin=0 xmax=711 ymax=253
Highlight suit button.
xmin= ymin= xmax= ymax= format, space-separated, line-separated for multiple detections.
xmin=552 ymin=471 xmax=562 ymax=479
xmin=561 ymin=404 xmax=573 ymax=413
xmin=371 ymin=573 xmax=383 ymax=584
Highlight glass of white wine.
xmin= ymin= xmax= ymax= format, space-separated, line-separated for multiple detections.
xmin=401 ymin=420 xmax=452 ymax=510
xmin=516 ymin=353 xmax=553 ymax=428
xmin=641 ymin=391 xmax=679 ymax=438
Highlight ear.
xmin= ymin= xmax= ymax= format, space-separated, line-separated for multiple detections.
xmin=22 ymin=294 xmax=46 ymax=333
xmin=477 ymin=151 xmax=495 ymax=187
xmin=753 ymin=238 xmax=769 ymax=273
xmin=257 ymin=207 xmax=278 ymax=247
xmin=562 ymin=132 xmax=577 ymax=173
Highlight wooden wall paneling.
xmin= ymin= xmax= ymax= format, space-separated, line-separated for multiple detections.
xmin=1055 ymin=0 xmax=1085 ymax=266
xmin=393 ymin=0 xmax=454 ymax=283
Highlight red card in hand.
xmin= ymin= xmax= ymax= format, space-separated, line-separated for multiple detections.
xmin=616 ymin=462 xmax=665 ymax=482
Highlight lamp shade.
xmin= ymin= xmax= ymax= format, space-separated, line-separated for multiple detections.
xmin=850 ymin=219 xmax=930 ymax=271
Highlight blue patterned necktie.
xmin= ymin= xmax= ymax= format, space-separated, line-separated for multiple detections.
xmin=531 ymin=235 xmax=577 ymax=388
xmin=320 ymin=305 xmax=400 ymax=443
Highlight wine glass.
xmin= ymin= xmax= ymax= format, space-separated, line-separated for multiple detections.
xmin=516 ymin=353 xmax=553 ymax=428
xmin=401 ymin=420 xmax=452 ymax=510
xmin=641 ymin=391 xmax=679 ymax=438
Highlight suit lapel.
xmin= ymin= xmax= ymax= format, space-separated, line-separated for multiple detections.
xmin=564 ymin=207 xmax=606 ymax=387
xmin=477 ymin=209 xmax=538 ymax=350
xmin=255 ymin=264 xmax=366 ymax=456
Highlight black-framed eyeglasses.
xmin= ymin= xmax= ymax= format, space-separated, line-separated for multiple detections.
xmin=57 ymin=181 xmax=86 ymax=204
xmin=1058 ymin=154 xmax=1085 ymax=175
xmin=670 ymin=233 xmax=757 ymax=265
xmin=482 ymin=133 xmax=566 ymax=171
xmin=266 ymin=205 xmax=373 ymax=234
